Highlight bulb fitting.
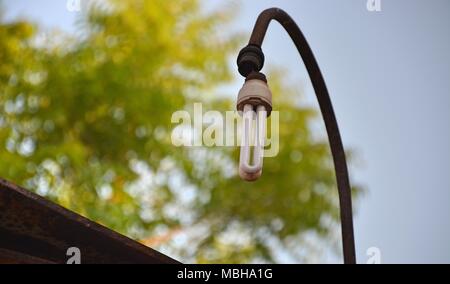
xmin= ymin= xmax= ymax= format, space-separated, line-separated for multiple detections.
xmin=237 ymin=72 xmax=272 ymax=117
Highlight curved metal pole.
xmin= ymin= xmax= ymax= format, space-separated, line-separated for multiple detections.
xmin=247 ymin=8 xmax=356 ymax=264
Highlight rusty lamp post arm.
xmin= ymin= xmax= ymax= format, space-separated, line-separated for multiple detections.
xmin=237 ymin=7 xmax=356 ymax=264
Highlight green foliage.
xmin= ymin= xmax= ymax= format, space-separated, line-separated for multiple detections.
xmin=0 ymin=0 xmax=360 ymax=263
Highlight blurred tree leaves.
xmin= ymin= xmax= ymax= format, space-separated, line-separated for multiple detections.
xmin=0 ymin=0 xmax=360 ymax=263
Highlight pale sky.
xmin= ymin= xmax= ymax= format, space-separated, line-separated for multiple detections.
xmin=3 ymin=0 xmax=450 ymax=263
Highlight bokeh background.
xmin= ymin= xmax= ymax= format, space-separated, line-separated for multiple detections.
xmin=1 ymin=0 xmax=449 ymax=263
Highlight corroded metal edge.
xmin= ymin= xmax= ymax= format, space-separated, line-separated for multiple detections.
xmin=0 ymin=178 xmax=180 ymax=264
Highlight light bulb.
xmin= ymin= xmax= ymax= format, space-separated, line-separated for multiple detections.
xmin=236 ymin=72 xmax=272 ymax=181
xmin=239 ymin=104 xmax=267 ymax=181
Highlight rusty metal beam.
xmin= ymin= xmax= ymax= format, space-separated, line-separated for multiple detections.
xmin=0 ymin=178 xmax=180 ymax=264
